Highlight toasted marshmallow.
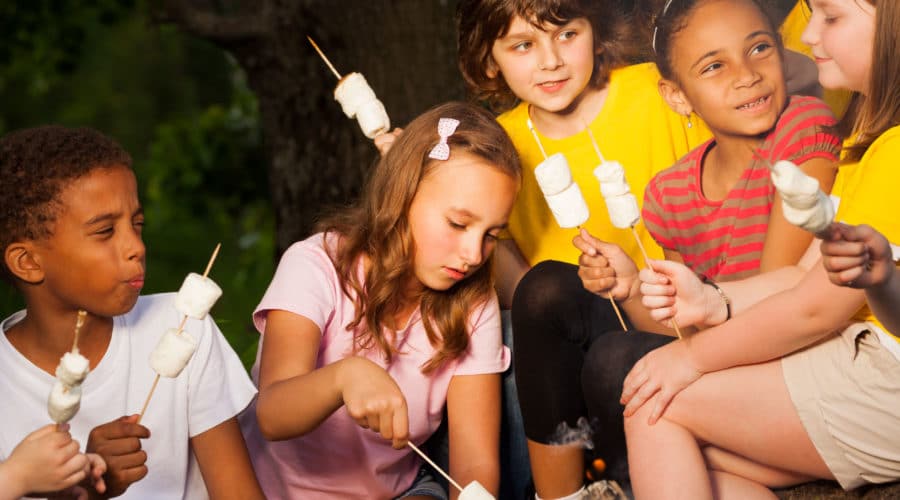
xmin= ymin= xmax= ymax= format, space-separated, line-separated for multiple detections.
xmin=48 ymin=381 xmax=81 ymax=424
xmin=150 ymin=328 xmax=197 ymax=378
xmin=55 ymin=352 xmax=90 ymax=387
xmin=334 ymin=72 xmax=378 ymax=118
xmin=355 ymin=99 xmax=391 ymax=138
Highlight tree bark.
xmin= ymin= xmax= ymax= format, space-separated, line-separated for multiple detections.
xmin=159 ymin=0 xmax=463 ymax=254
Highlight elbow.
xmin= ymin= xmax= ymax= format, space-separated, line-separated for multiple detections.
xmin=255 ymin=393 xmax=292 ymax=441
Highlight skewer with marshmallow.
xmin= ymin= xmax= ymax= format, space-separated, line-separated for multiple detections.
xmin=526 ymin=120 xmax=627 ymax=331
xmin=770 ymin=160 xmax=834 ymax=234
xmin=48 ymin=310 xmax=89 ymax=424
xmin=138 ymin=244 xmax=222 ymax=423
xmin=307 ymin=36 xmax=391 ymax=139
xmin=585 ymin=126 xmax=684 ymax=339
xmin=407 ymin=441 xmax=495 ymax=500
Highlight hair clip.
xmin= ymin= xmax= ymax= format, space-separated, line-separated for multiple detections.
xmin=651 ymin=0 xmax=675 ymax=53
xmin=428 ymin=118 xmax=460 ymax=160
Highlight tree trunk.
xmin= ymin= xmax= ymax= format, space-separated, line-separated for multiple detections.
xmin=159 ymin=0 xmax=463 ymax=254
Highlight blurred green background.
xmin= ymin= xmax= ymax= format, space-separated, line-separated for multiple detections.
xmin=0 ymin=0 xmax=272 ymax=369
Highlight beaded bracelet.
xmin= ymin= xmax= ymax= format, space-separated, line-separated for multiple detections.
xmin=700 ymin=275 xmax=732 ymax=321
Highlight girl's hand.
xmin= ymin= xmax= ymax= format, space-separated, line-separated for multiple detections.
xmin=573 ymin=229 xmax=640 ymax=300
xmin=639 ymin=259 xmax=721 ymax=327
xmin=620 ymin=340 xmax=701 ymax=424
xmin=373 ymin=128 xmax=404 ymax=156
xmin=821 ymin=223 xmax=895 ymax=289
xmin=1 ymin=424 xmax=89 ymax=497
xmin=339 ymin=357 xmax=410 ymax=449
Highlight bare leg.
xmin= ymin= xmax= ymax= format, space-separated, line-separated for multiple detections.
xmin=703 ymin=446 xmax=815 ymax=488
xmin=710 ymin=471 xmax=778 ymax=500
xmin=625 ymin=360 xmax=832 ymax=499
xmin=528 ymin=440 xmax=584 ymax=498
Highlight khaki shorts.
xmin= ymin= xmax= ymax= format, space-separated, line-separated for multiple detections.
xmin=782 ymin=323 xmax=900 ymax=490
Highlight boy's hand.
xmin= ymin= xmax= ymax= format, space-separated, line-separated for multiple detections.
xmin=86 ymin=415 xmax=150 ymax=497
xmin=1 ymin=424 xmax=88 ymax=497
xmin=574 ymin=229 xmax=639 ymax=300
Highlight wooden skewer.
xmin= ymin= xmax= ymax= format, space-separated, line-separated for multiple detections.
xmin=408 ymin=441 xmax=463 ymax=493
xmin=306 ymin=36 xmax=342 ymax=80
xmin=630 ymin=226 xmax=684 ymax=339
xmin=71 ymin=310 xmax=87 ymax=353
xmin=138 ymin=243 xmax=222 ymax=424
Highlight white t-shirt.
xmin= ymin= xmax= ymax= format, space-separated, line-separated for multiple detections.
xmin=0 ymin=294 xmax=256 ymax=499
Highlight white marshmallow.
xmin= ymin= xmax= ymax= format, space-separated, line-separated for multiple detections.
xmin=782 ymin=190 xmax=834 ymax=234
xmin=535 ymin=153 xmax=573 ymax=196
xmin=599 ymin=180 xmax=630 ymax=198
xmin=771 ymin=160 xmax=820 ymax=209
xmin=55 ymin=352 xmax=89 ymax=387
xmin=593 ymin=161 xmax=626 ymax=185
xmin=175 ymin=272 xmax=223 ymax=319
xmin=771 ymin=160 xmax=834 ymax=233
xmin=355 ymin=98 xmax=391 ymax=139
xmin=459 ymin=480 xmax=495 ymax=500
xmin=605 ymin=194 xmax=641 ymax=229
xmin=334 ymin=72 xmax=378 ymax=118
xmin=48 ymin=381 xmax=81 ymax=424
xmin=544 ymin=182 xmax=590 ymax=229
xmin=150 ymin=328 xmax=197 ymax=378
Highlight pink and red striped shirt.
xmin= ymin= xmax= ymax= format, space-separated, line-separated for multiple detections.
xmin=642 ymin=96 xmax=841 ymax=281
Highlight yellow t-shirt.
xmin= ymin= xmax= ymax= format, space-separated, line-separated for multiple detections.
xmin=780 ymin=1 xmax=853 ymax=117
xmin=497 ymin=62 xmax=711 ymax=267
xmin=834 ymin=125 xmax=900 ymax=340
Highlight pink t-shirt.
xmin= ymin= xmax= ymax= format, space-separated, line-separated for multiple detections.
xmin=239 ymin=233 xmax=511 ymax=499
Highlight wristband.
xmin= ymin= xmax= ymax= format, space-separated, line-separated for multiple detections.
xmin=700 ymin=275 xmax=731 ymax=321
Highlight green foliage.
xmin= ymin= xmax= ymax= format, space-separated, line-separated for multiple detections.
xmin=0 ymin=1 xmax=271 ymax=370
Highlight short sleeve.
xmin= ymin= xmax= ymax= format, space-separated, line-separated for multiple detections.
xmin=252 ymin=234 xmax=339 ymax=336
xmin=836 ymin=131 xmax=900 ymax=247
xmin=773 ymin=97 xmax=842 ymax=166
xmin=641 ymin=178 xmax=675 ymax=251
xmin=185 ymin=315 xmax=257 ymax=437
xmin=453 ymin=294 xmax=511 ymax=376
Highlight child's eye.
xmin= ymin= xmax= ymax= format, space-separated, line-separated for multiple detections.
xmin=700 ymin=62 xmax=722 ymax=75
xmin=558 ymin=30 xmax=577 ymax=41
xmin=513 ymin=41 xmax=532 ymax=52
xmin=750 ymin=42 xmax=773 ymax=56
xmin=448 ymin=219 xmax=466 ymax=230
xmin=484 ymin=232 xmax=500 ymax=242
xmin=95 ymin=227 xmax=114 ymax=237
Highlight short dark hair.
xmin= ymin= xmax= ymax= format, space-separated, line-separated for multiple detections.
xmin=457 ymin=0 xmax=641 ymax=112
xmin=0 ymin=125 xmax=132 ymax=280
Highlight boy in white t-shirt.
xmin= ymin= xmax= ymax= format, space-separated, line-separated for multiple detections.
xmin=0 ymin=125 xmax=263 ymax=499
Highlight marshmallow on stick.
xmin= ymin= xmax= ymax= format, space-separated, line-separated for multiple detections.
xmin=408 ymin=442 xmax=496 ymax=500
xmin=770 ymin=160 xmax=834 ymax=234
xmin=307 ymin=36 xmax=390 ymax=139
xmin=139 ymin=244 xmax=222 ymax=423
xmin=585 ymin=126 xmax=683 ymax=339
xmin=48 ymin=310 xmax=88 ymax=424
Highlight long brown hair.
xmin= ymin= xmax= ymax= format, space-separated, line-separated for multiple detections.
xmin=317 ymin=102 xmax=520 ymax=373
xmin=457 ymin=0 xmax=641 ymax=111
xmin=838 ymin=0 xmax=900 ymax=162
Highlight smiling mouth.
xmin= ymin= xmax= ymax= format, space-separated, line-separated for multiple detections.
xmin=737 ymin=95 xmax=769 ymax=110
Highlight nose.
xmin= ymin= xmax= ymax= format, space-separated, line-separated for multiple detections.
xmin=538 ymin=41 xmax=563 ymax=71
xmin=734 ymin=60 xmax=762 ymax=88
xmin=124 ymin=226 xmax=146 ymax=264
xmin=800 ymin=15 xmax=820 ymax=48
xmin=460 ymin=234 xmax=484 ymax=269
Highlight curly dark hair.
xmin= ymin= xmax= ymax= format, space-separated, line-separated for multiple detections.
xmin=457 ymin=0 xmax=642 ymax=112
xmin=0 ymin=125 xmax=132 ymax=281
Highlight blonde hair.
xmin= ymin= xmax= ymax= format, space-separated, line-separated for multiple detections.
xmin=840 ymin=0 xmax=900 ymax=162
xmin=317 ymin=102 xmax=520 ymax=373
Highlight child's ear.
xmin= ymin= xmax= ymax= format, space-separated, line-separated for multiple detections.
xmin=485 ymin=56 xmax=500 ymax=79
xmin=4 ymin=242 xmax=44 ymax=284
xmin=658 ymin=78 xmax=694 ymax=118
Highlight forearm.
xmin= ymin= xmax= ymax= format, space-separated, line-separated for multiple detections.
xmin=689 ymin=264 xmax=865 ymax=373
xmin=866 ymin=266 xmax=900 ymax=336
xmin=718 ymin=264 xmax=808 ymax=319
xmin=256 ymin=359 xmax=348 ymax=440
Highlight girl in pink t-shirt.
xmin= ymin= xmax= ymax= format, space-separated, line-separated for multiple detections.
xmin=240 ymin=101 xmax=520 ymax=499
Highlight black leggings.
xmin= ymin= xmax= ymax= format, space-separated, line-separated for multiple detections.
xmin=511 ymin=260 xmax=674 ymax=482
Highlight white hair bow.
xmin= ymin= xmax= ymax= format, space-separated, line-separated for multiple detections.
xmin=428 ymin=118 xmax=460 ymax=160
